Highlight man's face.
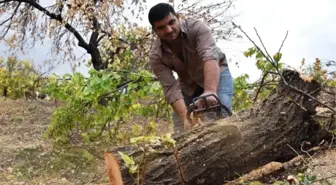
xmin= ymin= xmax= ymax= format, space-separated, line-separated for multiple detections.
xmin=152 ymin=13 xmax=181 ymax=41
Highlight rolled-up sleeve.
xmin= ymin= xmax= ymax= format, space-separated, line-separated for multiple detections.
xmin=149 ymin=54 xmax=184 ymax=104
xmin=193 ymin=20 xmax=220 ymax=64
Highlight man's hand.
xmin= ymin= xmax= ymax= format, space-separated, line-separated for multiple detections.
xmin=172 ymin=99 xmax=190 ymax=130
xmin=193 ymin=91 xmax=219 ymax=109
xmin=183 ymin=118 xmax=192 ymax=131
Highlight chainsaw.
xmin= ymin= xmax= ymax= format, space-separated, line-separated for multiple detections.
xmin=186 ymin=94 xmax=232 ymax=124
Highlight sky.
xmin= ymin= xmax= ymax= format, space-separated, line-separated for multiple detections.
xmin=0 ymin=0 xmax=335 ymax=82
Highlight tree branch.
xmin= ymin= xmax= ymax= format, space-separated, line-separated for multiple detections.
xmin=253 ymin=71 xmax=269 ymax=104
xmin=278 ymin=31 xmax=288 ymax=54
xmin=253 ymin=27 xmax=274 ymax=65
xmin=88 ymin=9 xmax=99 ymax=47
xmin=0 ymin=2 xmax=21 ymax=39
xmin=18 ymin=0 xmax=89 ymax=50
xmin=233 ymin=22 xmax=336 ymax=114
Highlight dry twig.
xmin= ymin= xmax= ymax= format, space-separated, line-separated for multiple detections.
xmin=253 ymin=71 xmax=269 ymax=104
xmin=232 ymin=22 xmax=336 ymax=114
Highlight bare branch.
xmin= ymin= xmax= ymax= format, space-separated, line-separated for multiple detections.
xmin=278 ymin=31 xmax=288 ymax=54
xmin=0 ymin=2 xmax=21 ymax=39
xmin=234 ymin=22 xmax=336 ymax=114
xmin=17 ymin=0 xmax=89 ymax=50
xmin=253 ymin=71 xmax=269 ymax=104
xmin=0 ymin=16 xmax=14 ymax=26
xmin=253 ymin=27 xmax=274 ymax=64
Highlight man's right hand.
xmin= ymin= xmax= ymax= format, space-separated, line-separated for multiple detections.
xmin=183 ymin=118 xmax=192 ymax=131
xmin=172 ymin=99 xmax=195 ymax=131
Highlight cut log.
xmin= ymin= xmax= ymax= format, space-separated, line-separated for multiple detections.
xmin=109 ymin=69 xmax=334 ymax=185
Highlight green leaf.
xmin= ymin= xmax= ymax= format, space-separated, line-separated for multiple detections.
xmin=243 ymin=51 xmax=249 ymax=57
xmin=81 ymin=133 xmax=90 ymax=143
xmin=130 ymin=136 xmax=144 ymax=144
xmin=247 ymin=47 xmax=256 ymax=56
xmin=118 ymin=151 xmax=135 ymax=167
xmin=273 ymin=52 xmax=282 ymax=63
xmin=256 ymin=51 xmax=263 ymax=59
xmin=129 ymin=164 xmax=138 ymax=174
xmin=256 ymin=59 xmax=266 ymax=70
xmin=83 ymin=87 xmax=91 ymax=95
xmin=161 ymin=133 xmax=176 ymax=148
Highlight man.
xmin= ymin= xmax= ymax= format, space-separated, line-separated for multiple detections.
xmin=148 ymin=3 xmax=234 ymax=133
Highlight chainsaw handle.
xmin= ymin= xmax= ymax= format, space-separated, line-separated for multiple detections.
xmin=189 ymin=94 xmax=232 ymax=117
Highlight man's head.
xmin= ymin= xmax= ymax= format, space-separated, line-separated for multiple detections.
xmin=148 ymin=3 xmax=181 ymax=41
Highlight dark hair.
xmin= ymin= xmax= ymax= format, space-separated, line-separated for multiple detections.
xmin=148 ymin=3 xmax=176 ymax=26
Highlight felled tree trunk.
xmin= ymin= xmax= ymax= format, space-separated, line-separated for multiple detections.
xmin=110 ymin=69 xmax=333 ymax=185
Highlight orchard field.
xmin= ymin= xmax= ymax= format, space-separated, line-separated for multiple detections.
xmin=0 ymin=0 xmax=335 ymax=184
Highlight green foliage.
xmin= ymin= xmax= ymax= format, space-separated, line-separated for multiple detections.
xmin=232 ymin=47 xmax=284 ymax=112
xmin=234 ymin=47 xmax=335 ymax=114
xmin=232 ymin=74 xmax=252 ymax=112
xmin=40 ymin=24 xmax=174 ymax=146
xmin=118 ymin=151 xmax=138 ymax=174
xmin=42 ymin=68 xmax=169 ymax=145
xmin=243 ymin=46 xmax=284 ymax=72
xmin=118 ymin=133 xmax=177 ymax=184
xmin=0 ymin=56 xmax=39 ymax=98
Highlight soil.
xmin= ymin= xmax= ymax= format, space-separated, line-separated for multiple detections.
xmin=307 ymin=148 xmax=336 ymax=184
xmin=0 ymin=98 xmax=172 ymax=185
xmin=0 ymin=99 xmax=109 ymax=185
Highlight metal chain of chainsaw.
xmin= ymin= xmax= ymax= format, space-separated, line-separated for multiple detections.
xmin=186 ymin=94 xmax=232 ymax=120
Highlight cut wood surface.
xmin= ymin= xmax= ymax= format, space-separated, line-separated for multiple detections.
xmin=108 ymin=69 xmax=334 ymax=185
xmin=104 ymin=152 xmax=124 ymax=185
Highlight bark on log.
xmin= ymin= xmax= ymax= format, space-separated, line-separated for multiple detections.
xmin=109 ymin=69 xmax=334 ymax=185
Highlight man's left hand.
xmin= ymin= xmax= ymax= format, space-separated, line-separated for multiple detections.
xmin=194 ymin=91 xmax=218 ymax=109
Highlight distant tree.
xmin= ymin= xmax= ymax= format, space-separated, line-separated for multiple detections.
xmin=0 ymin=0 xmax=237 ymax=71
xmin=0 ymin=56 xmax=36 ymax=98
xmin=0 ymin=56 xmax=56 ymax=98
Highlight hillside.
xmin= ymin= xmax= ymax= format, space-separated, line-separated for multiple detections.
xmin=0 ymin=99 xmax=110 ymax=185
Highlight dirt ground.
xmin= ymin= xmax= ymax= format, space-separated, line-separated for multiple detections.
xmin=0 ymin=98 xmax=335 ymax=185
xmin=308 ymin=148 xmax=336 ymax=184
xmin=0 ymin=99 xmax=110 ymax=185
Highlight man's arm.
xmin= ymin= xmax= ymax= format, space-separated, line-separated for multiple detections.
xmin=203 ymin=59 xmax=220 ymax=94
xmin=194 ymin=20 xmax=221 ymax=103
xmin=149 ymin=54 xmax=187 ymax=121
xmin=172 ymin=99 xmax=187 ymax=121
